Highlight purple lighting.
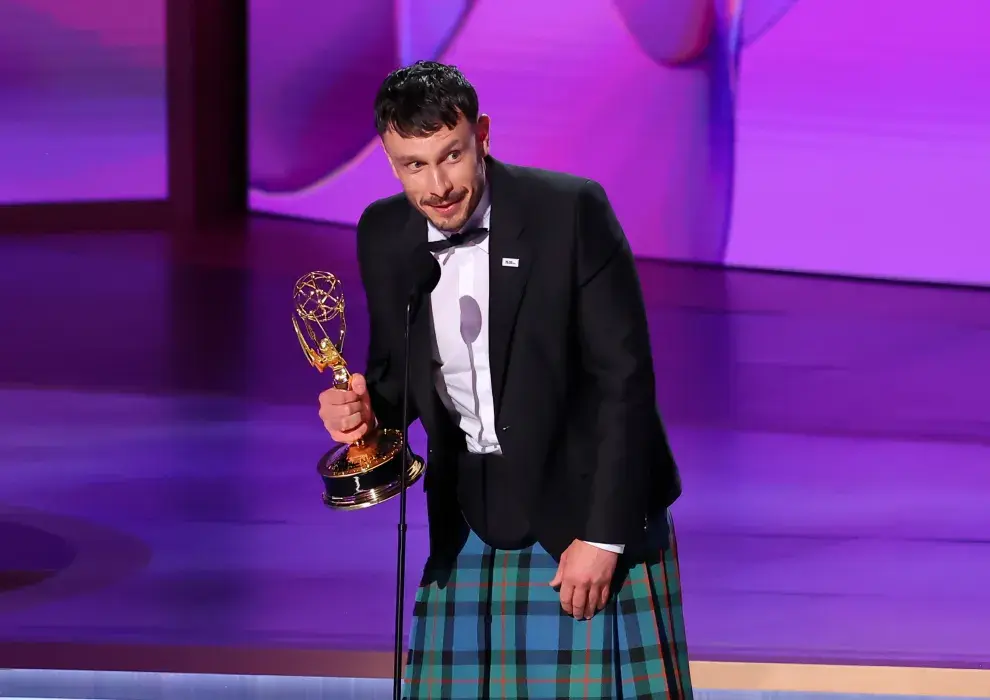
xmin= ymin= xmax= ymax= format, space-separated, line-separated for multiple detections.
xmin=248 ymin=0 xmax=740 ymax=265
xmin=0 ymin=0 xmax=167 ymax=204
xmin=248 ymin=0 xmax=990 ymax=287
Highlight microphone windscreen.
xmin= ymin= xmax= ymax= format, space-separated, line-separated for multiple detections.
xmin=409 ymin=243 xmax=442 ymax=297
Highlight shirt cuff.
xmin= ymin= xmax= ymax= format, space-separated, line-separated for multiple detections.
xmin=584 ymin=541 xmax=624 ymax=554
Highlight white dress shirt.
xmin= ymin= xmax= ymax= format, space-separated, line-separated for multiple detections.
xmin=426 ymin=188 xmax=623 ymax=555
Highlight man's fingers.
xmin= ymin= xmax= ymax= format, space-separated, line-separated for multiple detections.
xmin=320 ymin=388 xmax=359 ymax=405
xmin=583 ymin=584 xmax=606 ymax=619
xmin=319 ymin=392 xmax=370 ymax=441
xmin=318 ymin=380 xmax=375 ymax=445
xmin=332 ymin=421 xmax=370 ymax=443
xmin=320 ymin=403 xmax=361 ymax=430
xmin=569 ymin=583 xmax=589 ymax=620
xmin=597 ymin=583 xmax=610 ymax=611
xmin=568 ymin=582 xmax=609 ymax=620
xmin=559 ymin=581 xmax=574 ymax=616
xmin=549 ymin=563 xmax=563 ymax=589
xmin=335 ymin=410 xmax=366 ymax=432
xmin=319 ymin=400 xmax=360 ymax=422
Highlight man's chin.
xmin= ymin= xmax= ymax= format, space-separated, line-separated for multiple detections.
xmin=427 ymin=212 xmax=468 ymax=233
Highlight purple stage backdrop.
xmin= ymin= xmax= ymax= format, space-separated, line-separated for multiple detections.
xmin=0 ymin=0 xmax=167 ymax=204
xmin=248 ymin=0 xmax=990 ymax=287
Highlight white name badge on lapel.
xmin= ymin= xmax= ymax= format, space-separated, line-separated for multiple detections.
xmin=502 ymin=257 xmax=519 ymax=268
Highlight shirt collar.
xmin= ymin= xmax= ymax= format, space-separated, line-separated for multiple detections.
xmin=426 ymin=185 xmax=491 ymax=254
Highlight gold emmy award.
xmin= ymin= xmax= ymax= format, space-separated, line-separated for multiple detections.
xmin=292 ymin=271 xmax=424 ymax=510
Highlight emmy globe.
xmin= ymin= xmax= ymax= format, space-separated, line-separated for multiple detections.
xmin=292 ymin=271 xmax=424 ymax=510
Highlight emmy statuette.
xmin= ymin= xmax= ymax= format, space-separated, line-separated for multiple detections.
xmin=292 ymin=271 xmax=424 ymax=510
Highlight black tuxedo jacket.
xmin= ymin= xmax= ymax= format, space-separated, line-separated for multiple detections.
xmin=355 ymin=157 xmax=681 ymax=565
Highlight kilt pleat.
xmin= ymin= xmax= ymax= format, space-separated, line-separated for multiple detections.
xmin=404 ymin=511 xmax=692 ymax=700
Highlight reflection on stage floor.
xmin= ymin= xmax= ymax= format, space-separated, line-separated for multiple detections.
xmin=1 ymin=219 xmax=988 ymax=688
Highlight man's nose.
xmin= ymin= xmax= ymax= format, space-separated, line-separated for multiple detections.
xmin=430 ymin=168 xmax=453 ymax=198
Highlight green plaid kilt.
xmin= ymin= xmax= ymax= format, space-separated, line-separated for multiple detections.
xmin=403 ymin=510 xmax=692 ymax=700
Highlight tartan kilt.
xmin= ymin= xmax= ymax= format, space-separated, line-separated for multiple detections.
xmin=403 ymin=510 xmax=692 ymax=700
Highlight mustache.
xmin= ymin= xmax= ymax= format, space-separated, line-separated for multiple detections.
xmin=422 ymin=190 xmax=467 ymax=208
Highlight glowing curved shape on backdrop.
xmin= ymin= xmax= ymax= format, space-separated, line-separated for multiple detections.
xmin=248 ymin=0 xmax=793 ymax=264
xmin=248 ymin=0 xmax=473 ymax=193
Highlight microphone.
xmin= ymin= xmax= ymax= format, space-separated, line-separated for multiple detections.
xmin=407 ymin=242 xmax=442 ymax=315
xmin=392 ymin=243 xmax=441 ymax=700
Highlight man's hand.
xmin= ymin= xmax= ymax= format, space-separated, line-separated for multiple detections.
xmin=318 ymin=373 xmax=376 ymax=443
xmin=549 ymin=540 xmax=619 ymax=620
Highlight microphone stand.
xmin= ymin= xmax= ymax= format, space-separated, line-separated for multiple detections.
xmin=392 ymin=296 xmax=416 ymax=700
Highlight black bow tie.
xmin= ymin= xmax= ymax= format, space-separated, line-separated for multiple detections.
xmin=427 ymin=227 xmax=488 ymax=253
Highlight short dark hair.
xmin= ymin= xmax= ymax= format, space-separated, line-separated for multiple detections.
xmin=373 ymin=61 xmax=479 ymax=138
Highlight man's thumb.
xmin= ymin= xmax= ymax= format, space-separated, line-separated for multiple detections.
xmin=350 ymin=373 xmax=368 ymax=396
xmin=549 ymin=558 xmax=564 ymax=588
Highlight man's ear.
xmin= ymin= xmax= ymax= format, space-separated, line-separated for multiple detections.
xmin=476 ymin=114 xmax=491 ymax=158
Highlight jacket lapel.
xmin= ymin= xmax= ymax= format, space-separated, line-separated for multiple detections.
xmin=485 ymin=158 xmax=532 ymax=422
xmin=398 ymin=157 xmax=533 ymax=428
xmin=400 ymin=208 xmax=436 ymax=430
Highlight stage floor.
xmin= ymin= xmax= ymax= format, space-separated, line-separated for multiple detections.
xmin=1 ymin=218 xmax=988 ymax=685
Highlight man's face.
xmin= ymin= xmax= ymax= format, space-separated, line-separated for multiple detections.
xmin=381 ymin=113 xmax=490 ymax=232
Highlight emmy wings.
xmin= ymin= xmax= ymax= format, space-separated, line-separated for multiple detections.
xmin=292 ymin=271 xmax=348 ymax=382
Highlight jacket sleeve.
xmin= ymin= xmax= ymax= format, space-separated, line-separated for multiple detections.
xmin=355 ymin=205 xmax=419 ymax=431
xmin=573 ymin=180 xmax=657 ymax=545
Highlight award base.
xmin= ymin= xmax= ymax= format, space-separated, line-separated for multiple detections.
xmin=317 ymin=427 xmax=425 ymax=510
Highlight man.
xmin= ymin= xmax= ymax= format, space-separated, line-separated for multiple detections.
xmin=319 ymin=61 xmax=691 ymax=699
